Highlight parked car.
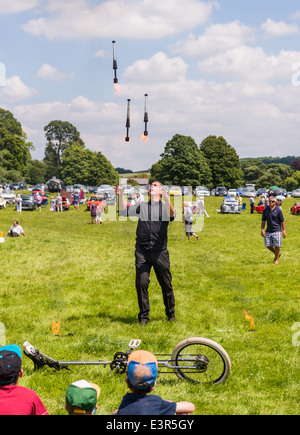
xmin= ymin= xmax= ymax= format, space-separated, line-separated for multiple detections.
xmin=31 ymin=184 xmax=44 ymax=192
xmin=273 ymin=188 xmax=287 ymax=197
xmin=0 ymin=195 xmax=6 ymax=209
xmin=215 ymin=186 xmax=228 ymax=196
xmin=181 ymin=186 xmax=193 ymax=196
xmin=21 ymin=194 xmax=36 ymax=211
xmin=1 ymin=191 xmax=16 ymax=205
xmin=256 ymin=188 xmax=267 ymax=197
xmin=227 ymin=189 xmax=237 ymax=197
xmin=291 ymin=203 xmax=300 ymax=215
xmin=194 ymin=186 xmax=210 ymax=197
xmin=9 ymin=183 xmax=20 ymax=190
xmin=169 ymin=186 xmax=182 ymax=196
xmin=236 ymin=187 xmax=245 ymax=196
xmin=46 ymin=178 xmax=65 ymax=193
xmin=219 ymin=197 xmax=241 ymax=214
xmin=10 ymin=181 xmax=27 ymax=190
xmin=242 ymin=187 xmax=256 ymax=197
xmin=86 ymin=195 xmax=107 ymax=211
xmin=97 ymin=185 xmax=115 ymax=199
xmin=292 ymin=188 xmax=300 ymax=198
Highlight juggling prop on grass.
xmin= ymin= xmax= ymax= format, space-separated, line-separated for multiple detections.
xmin=243 ymin=310 xmax=255 ymax=331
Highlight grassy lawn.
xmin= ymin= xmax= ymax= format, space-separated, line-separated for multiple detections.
xmin=0 ymin=195 xmax=299 ymax=415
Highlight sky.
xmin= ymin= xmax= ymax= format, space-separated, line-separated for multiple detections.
xmin=1 ymin=0 xmax=300 ymax=172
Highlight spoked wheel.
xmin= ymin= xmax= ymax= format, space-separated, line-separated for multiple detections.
xmin=171 ymin=337 xmax=231 ymax=384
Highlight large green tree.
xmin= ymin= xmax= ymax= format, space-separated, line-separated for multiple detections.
xmin=150 ymin=134 xmax=212 ymax=188
xmin=200 ymin=136 xmax=243 ymax=188
xmin=44 ymin=120 xmax=84 ymax=171
xmin=0 ymin=108 xmax=33 ymax=174
xmin=60 ymin=142 xmax=118 ymax=186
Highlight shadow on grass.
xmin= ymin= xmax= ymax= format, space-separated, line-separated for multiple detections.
xmin=66 ymin=311 xmax=138 ymax=325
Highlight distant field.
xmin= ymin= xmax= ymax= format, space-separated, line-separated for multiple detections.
xmin=0 ymin=196 xmax=299 ymax=415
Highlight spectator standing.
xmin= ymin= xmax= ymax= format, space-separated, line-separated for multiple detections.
xmin=50 ymin=196 xmax=56 ymax=212
xmin=0 ymin=345 xmax=48 ymax=415
xmin=90 ymin=201 xmax=97 ymax=224
xmin=16 ymin=195 xmax=22 ymax=214
xmin=183 ymin=202 xmax=198 ymax=241
xmin=96 ymin=200 xmax=104 ymax=224
xmin=196 ymin=196 xmax=210 ymax=218
xmin=56 ymin=193 xmax=63 ymax=212
xmin=73 ymin=192 xmax=80 ymax=210
xmin=261 ymin=197 xmax=286 ymax=264
xmin=36 ymin=192 xmax=42 ymax=212
xmin=250 ymin=196 xmax=255 ymax=214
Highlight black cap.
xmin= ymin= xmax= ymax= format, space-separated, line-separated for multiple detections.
xmin=0 ymin=345 xmax=22 ymax=385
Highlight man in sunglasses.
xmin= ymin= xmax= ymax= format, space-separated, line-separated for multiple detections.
xmin=261 ymin=197 xmax=286 ymax=264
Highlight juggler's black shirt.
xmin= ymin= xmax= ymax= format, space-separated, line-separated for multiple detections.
xmin=119 ymin=200 xmax=174 ymax=251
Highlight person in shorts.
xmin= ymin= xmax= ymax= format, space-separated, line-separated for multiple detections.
xmin=115 ymin=350 xmax=195 ymax=415
xmin=261 ymin=197 xmax=286 ymax=264
xmin=0 ymin=345 xmax=48 ymax=415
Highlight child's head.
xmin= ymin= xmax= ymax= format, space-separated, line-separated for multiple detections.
xmin=0 ymin=345 xmax=22 ymax=386
xmin=126 ymin=350 xmax=158 ymax=395
xmin=65 ymin=380 xmax=101 ymax=415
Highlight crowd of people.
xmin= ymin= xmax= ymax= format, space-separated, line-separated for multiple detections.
xmin=0 ymin=344 xmax=195 ymax=416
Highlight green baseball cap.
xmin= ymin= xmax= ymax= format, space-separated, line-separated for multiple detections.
xmin=66 ymin=380 xmax=100 ymax=415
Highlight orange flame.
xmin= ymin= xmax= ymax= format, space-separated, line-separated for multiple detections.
xmin=141 ymin=134 xmax=149 ymax=143
xmin=114 ymin=83 xmax=121 ymax=95
xmin=51 ymin=318 xmax=61 ymax=336
xmin=243 ymin=310 xmax=255 ymax=330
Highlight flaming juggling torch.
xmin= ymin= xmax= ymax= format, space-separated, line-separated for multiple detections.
xmin=125 ymin=99 xmax=131 ymax=142
xmin=112 ymin=40 xmax=120 ymax=95
xmin=141 ymin=94 xmax=149 ymax=142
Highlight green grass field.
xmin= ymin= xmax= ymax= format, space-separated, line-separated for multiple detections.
xmin=0 ymin=195 xmax=299 ymax=415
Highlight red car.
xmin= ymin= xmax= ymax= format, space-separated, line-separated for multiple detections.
xmin=31 ymin=191 xmax=49 ymax=206
xmin=291 ymin=203 xmax=300 ymax=215
xmin=86 ymin=195 xmax=107 ymax=211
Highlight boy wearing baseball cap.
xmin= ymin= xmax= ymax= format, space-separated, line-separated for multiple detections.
xmin=65 ymin=380 xmax=101 ymax=415
xmin=0 ymin=345 xmax=48 ymax=415
xmin=116 ymin=350 xmax=195 ymax=415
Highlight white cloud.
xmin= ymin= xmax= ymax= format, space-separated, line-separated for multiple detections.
xmin=23 ymin=0 xmax=217 ymax=40
xmin=197 ymin=45 xmax=300 ymax=82
xmin=170 ymin=21 xmax=255 ymax=57
xmin=0 ymin=0 xmax=40 ymax=15
xmin=0 ymin=76 xmax=37 ymax=101
xmin=261 ymin=18 xmax=299 ymax=38
xmin=36 ymin=64 xmax=74 ymax=81
xmin=94 ymin=49 xmax=107 ymax=59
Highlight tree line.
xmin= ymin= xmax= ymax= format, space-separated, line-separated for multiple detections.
xmin=0 ymin=108 xmax=299 ymax=190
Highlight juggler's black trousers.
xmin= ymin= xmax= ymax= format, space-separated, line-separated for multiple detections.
xmin=135 ymin=247 xmax=175 ymax=321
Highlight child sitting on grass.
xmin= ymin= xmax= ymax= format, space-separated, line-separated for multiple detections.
xmin=114 ymin=350 xmax=195 ymax=415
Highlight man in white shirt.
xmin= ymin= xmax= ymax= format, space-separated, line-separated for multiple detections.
xmin=7 ymin=221 xmax=26 ymax=237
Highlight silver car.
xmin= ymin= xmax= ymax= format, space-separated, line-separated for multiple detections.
xmin=292 ymin=188 xmax=300 ymax=198
xmin=219 ymin=197 xmax=241 ymax=214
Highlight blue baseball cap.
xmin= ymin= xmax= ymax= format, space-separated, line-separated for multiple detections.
xmin=127 ymin=350 xmax=158 ymax=390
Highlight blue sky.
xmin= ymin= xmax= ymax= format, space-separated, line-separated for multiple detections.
xmin=1 ymin=0 xmax=300 ymax=171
